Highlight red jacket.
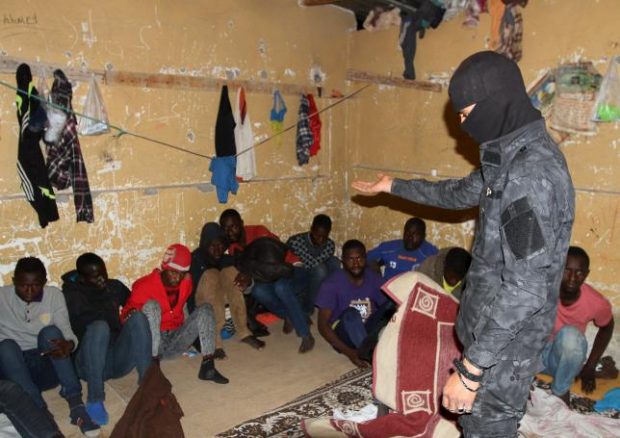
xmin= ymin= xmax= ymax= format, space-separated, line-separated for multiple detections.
xmin=228 ymin=225 xmax=300 ymax=264
xmin=121 ymin=270 xmax=192 ymax=331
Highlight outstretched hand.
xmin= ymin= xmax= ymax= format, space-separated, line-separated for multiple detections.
xmin=351 ymin=174 xmax=394 ymax=195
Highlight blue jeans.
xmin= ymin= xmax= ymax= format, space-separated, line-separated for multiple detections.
xmin=252 ymin=277 xmax=309 ymax=337
xmin=0 ymin=325 xmax=82 ymax=409
xmin=75 ymin=312 xmax=152 ymax=403
xmin=541 ymin=325 xmax=588 ymax=396
xmin=0 ymin=379 xmax=62 ymax=438
xmin=296 ymin=258 xmax=340 ymax=315
xmin=334 ymin=302 xmax=393 ymax=350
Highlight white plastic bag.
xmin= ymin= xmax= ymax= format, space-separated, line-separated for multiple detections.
xmin=592 ymin=56 xmax=620 ymax=122
xmin=78 ymin=76 xmax=110 ymax=135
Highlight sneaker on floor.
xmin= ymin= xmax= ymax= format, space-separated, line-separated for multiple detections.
xmin=86 ymin=400 xmax=109 ymax=426
xmin=70 ymin=403 xmax=101 ymax=437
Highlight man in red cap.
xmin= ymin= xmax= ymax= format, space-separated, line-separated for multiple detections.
xmin=121 ymin=244 xmax=228 ymax=383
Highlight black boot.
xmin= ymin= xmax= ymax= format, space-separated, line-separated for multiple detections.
xmin=198 ymin=357 xmax=229 ymax=384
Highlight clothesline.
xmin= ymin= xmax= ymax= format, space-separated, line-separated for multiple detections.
xmin=0 ymin=79 xmax=372 ymax=161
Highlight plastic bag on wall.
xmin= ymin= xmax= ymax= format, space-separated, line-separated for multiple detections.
xmin=78 ymin=76 xmax=110 ymax=135
xmin=592 ymin=56 xmax=620 ymax=122
xmin=37 ymin=66 xmax=50 ymax=101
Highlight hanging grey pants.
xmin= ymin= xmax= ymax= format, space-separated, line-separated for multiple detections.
xmin=141 ymin=300 xmax=216 ymax=359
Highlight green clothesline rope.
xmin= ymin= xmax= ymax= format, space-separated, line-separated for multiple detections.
xmin=0 ymin=78 xmax=372 ymax=160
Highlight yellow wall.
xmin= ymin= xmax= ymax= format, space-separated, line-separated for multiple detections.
xmin=344 ymin=0 xmax=620 ymax=311
xmin=0 ymin=0 xmax=353 ymax=285
xmin=1 ymin=0 xmax=619 ymax=318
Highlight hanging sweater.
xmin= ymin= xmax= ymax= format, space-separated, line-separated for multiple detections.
xmin=307 ymin=94 xmax=322 ymax=157
xmin=15 ymin=64 xmax=59 ymax=228
xmin=295 ymin=94 xmax=313 ymax=166
xmin=234 ymin=87 xmax=257 ymax=181
xmin=215 ymin=85 xmax=237 ymax=157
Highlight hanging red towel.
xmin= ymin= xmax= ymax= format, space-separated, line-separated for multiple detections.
xmin=307 ymin=94 xmax=322 ymax=157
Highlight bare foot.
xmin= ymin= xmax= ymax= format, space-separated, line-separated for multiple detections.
xmin=241 ymin=335 xmax=265 ymax=350
xmin=299 ymin=334 xmax=315 ymax=353
xmin=283 ymin=319 xmax=294 ymax=334
xmin=213 ymin=348 xmax=227 ymax=360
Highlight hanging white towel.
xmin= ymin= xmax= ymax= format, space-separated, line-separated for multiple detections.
xmin=234 ymin=87 xmax=256 ymax=181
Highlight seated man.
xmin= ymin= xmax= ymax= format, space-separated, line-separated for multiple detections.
xmin=287 ymin=214 xmax=340 ymax=316
xmin=121 ymin=244 xmax=228 ymax=384
xmin=542 ymin=246 xmax=615 ymax=405
xmin=316 ymin=240 xmax=391 ymax=368
xmin=220 ymin=209 xmax=314 ymax=353
xmin=415 ymin=247 xmax=472 ymax=300
xmin=543 ymin=246 xmax=614 ymax=405
xmin=194 ymin=222 xmax=265 ymax=359
xmin=0 ymin=257 xmax=100 ymax=437
xmin=0 ymin=379 xmax=63 ymax=438
xmin=62 ymin=253 xmax=152 ymax=425
xmin=367 ymin=217 xmax=438 ymax=280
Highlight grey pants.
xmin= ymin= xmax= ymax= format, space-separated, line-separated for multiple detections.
xmin=142 ymin=300 xmax=216 ymax=359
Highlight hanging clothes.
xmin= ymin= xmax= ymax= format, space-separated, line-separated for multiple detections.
xmin=488 ymin=0 xmax=506 ymax=51
xmin=211 ymin=85 xmax=238 ymax=203
xmin=233 ymin=87 xmax=256 ymax=181
xmin=295 ymin=94 xmax=313 ymax=166
xmin=209 ymin=156 xmax=238 ymax=204
xmin=15 ymin=63 xmax=59 ymax=228
xmin=398 ymin=1 xmax=446 ymax=80
xmin=215 ymin=85 xmax=237 ymax=157
xmin=270 ymin=90 xmax=287 ymax=146
xmin=47 ymin=69 xmax=94 ymax=223
xmin=496 ymin=3 xmax=524 ymax=62
xmin=306 ymin=94 xmax=322 ymax=157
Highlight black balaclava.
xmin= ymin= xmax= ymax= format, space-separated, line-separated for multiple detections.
xmin=448 ymin=51 xmax=541 ymax=144
xmin=16 ymin=63 xmax=32 ymax=93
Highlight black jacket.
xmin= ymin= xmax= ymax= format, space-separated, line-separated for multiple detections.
xmin=61 ymin=270 xmax=130 ymax=343
xmin=392 ymin=120 xmax=574 ymax=371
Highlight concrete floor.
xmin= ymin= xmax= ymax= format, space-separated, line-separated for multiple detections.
xmin=45 ymin=319 xmax=355 ymax=437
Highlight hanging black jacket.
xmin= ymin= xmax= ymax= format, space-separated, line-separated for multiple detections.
xmin=15 ymin=63 xmax=59 ymax=228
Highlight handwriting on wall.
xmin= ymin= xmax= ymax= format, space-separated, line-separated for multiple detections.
xmin=3 ymin=14 xmax=38 ymax=25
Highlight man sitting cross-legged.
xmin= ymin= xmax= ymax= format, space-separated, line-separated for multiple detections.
xmin=194 ymin=222 xmax=265 ymax=359
xmin=542 ymin=246 xmax=615 ymax=405
xmin=316 ymin=240 xmax=392 ymax=368
xmin=0 ymin=257 xmax=99 ymax=437
xmin=121 ymin=244 xmax=228 ymax=384
xmin=62 ymin=252 xmax=152 ymax=425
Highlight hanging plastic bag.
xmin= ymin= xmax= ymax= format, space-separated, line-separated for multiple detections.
xmin=592 ymin=56 xmax=620 ymax=122
xmin=78 ymin=76 xmax=110 ymax=135
xmin=37 ymin=66 xmax=50 ymax=101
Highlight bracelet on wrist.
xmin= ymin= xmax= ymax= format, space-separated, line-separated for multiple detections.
xmin=458 ymin=371 xmax=479 ymax=392
xmin=453 ymin=359 xmax=483 ymax=383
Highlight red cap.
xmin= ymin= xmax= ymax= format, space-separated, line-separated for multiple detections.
xmin=161 ymin=244 xmax=191 ymax=272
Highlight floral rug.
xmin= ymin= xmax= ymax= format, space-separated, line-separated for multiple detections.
xmin=216 ymin=367 xmax=373 ymax=437
xmin=216 ymin=369 xmax=618 ymax=437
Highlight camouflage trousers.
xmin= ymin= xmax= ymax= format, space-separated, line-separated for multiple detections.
xmin=459 ymin=357 xmax=536 ymax=437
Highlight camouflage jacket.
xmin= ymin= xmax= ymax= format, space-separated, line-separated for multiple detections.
xmin=392 ymin=119 xmax=575 ymax=371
